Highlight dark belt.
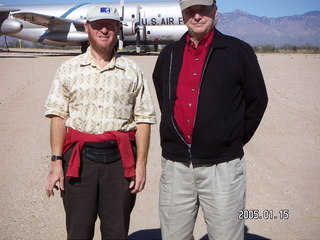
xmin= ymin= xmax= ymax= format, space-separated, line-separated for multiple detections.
xmin=82 ymin=141 xmax=121 ymax=164
xmin=84 ymin=140 xmax=118 ymax=149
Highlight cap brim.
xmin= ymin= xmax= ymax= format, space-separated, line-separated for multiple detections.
xmin=87 ymin=17 xmax=120 ymax=22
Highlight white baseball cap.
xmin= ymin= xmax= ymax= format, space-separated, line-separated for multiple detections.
xmin=86 ymin=4 xmax=120 ymax=22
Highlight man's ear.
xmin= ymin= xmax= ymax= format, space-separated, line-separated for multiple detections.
xmin=214 ymin=9 xmax=219 ymax=26
xmin=84 ymin=23 xmax=89 ymax=33
xmin=116 ymin=22 xmax=121 ymax=34
xmin=182 ymin=14 xmax=188 ymax=24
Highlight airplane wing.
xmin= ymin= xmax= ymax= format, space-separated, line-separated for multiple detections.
xmin=12 ymin=12 xmax=85 ymax=31
xmin=0 ymin=6 xmax=21 ymax=12
xmin=0 ymin=6 xmax=20 ymax=19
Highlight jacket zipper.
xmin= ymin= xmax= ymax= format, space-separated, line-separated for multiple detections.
xmin=191 ymin=47 xmax=214 ymax=132
xmin=171 ymin=116 xmax=192 ymax=158
xmin=169 ymin=50 xmax=192 ymax=158
xmin=168 ymin=51 xmax=173 ymax=100
xmin=169 ymin=49 xmax=192 ymax=158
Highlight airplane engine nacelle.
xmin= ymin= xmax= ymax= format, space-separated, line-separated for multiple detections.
xmin=44 ymin=31 xmax=88 ymax=42
xmin=122 ymin=21 xmax=136 ymax=36
xmin=0 ymin=18 xmax=23 ymax=34
xmin=141 ymin=25 xmax=187 ymax=43
xmin=66 ymin=31 xmax=88 ymax=42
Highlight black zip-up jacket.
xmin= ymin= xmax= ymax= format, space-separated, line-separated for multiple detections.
xmin=153 ymin=29 xmax=268 ymax=164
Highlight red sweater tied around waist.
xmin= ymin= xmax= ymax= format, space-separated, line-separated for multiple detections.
xmin=63 ymin=127 xmax=136 ymax=179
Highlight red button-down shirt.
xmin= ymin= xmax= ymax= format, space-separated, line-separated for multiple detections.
xmin=174 ymin=30 xmax=214 ymax=144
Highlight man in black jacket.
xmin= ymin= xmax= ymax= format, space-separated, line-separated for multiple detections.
xmin=152 ymin=0 xmax=268 ymax=239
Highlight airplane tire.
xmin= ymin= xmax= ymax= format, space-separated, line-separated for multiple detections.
xmin=81 ymin=41 xmax=89 ymax=53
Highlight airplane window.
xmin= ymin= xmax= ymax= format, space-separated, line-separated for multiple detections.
xmin=147 ymin=31 xmax=151 ymax=34
xmin=131 ymin=14 xmax=135 ymax=18
xmin=158 ymin=14 xmax=161 ymax=17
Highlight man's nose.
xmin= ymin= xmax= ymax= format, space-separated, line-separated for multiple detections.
xmin=100 ymin=26 xmax=109 ymax=33
xmin=194 ymin=12 xmax=202 ymax=20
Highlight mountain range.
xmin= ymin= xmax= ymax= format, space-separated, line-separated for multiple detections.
xmin=217 ymin=10 xmax=320 ymax=47
xmin=1 ymin=10 xmax=320 ymax=47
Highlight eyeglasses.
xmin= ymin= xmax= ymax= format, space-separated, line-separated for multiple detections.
xmin=183 ymin=6 xmax=215 ymax=17
xmin=88 ymin=21 xmax=119 ymax=30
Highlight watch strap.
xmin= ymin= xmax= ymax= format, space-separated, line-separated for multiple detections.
xmin=51 ymin=155 xmax=63 ymax=161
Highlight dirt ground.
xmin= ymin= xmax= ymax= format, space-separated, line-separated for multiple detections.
xmin=0 ymin=49 xmax=319 ymax=240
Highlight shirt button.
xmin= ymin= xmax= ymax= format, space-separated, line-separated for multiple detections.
xmin=195 ymin=58 xmax=199 ymax=61
xmin=188 ymin=103 xmax=192 ymax=107
xmin=191 ymin=88 xmax=196 ymax=92
xmin=187 ymin=120 xmax=191 ymax=123
xmin=187 ymin=135 xmax=191 ymax=139
xmin=193 ymin=73 xmax=197 ymax=76
xmin=97 ymin=123 xmax=100 ymax=126
xmin=100 ymin=88 xmax=103 ymax=90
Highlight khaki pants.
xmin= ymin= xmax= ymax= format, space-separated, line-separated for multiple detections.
xmin=159 ymin=157 xmax=246 ymax=240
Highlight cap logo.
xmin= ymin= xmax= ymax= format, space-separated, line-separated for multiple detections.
xmin=100 ymin=7 xmax=111 ymax=13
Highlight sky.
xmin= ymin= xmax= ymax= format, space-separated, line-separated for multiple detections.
xmin=0 ymin=0 xmax=319 ymax=18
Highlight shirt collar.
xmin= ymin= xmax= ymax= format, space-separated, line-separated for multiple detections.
xmin=186 ymin=29 xmax=214 ymax=49
xmin=80 ymin=46 xmax=125 ymax=71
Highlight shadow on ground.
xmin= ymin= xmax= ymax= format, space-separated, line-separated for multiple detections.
xmin=0 ymin=48 xmax=159 ymax=57
xmin=129 ymin=226 xmax=271 ymax=240
xmin=0 ymin=49 xmax=80 ymax=57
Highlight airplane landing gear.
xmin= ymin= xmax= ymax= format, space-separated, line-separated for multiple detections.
xmin=81 ymin=41 xmax=89 ymax=53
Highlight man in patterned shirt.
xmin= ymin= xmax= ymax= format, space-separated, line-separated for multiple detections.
xmin=44 ymin=4 xmax=156 ymax=239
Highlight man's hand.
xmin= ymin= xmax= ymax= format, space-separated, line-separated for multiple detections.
xmin=130 ymin=123 xmax=151 ymax=194
xmin=46 ymin=160 xmax=64 ymax=197
xmin=129 ymin=161 xmax=146 ymax=194
xmin=47 ymin=116 xmax=66 ymax=197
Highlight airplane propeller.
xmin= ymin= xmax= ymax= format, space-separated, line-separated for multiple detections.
xmin=135 ymin=3 xmax=141 ymax=53
xmin=117 ymin=0 xmax=141 ymax=53
xmin=118 ymin=0 xmax=124 ymax=51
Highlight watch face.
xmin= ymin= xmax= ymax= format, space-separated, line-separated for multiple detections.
xmin=51 ymin=155 xmax=62 ymax=161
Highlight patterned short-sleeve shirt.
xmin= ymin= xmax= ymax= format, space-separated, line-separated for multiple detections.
xmin=45 ymin=47 xmax=156 ymax=134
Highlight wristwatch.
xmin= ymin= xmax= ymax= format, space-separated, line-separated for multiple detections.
xmin=51 ymin=155 xmax=63 ymax=161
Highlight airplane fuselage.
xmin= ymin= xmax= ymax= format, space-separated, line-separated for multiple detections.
xmin=0 ymin=2 xmax=187 ymax=48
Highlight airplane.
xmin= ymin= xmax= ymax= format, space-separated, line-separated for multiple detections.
xmin=0 ymin=1 xmax=188 ymax=53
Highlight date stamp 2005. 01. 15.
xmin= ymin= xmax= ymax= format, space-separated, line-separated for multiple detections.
xmin=238 ymin=209 xmax=289 ymax=220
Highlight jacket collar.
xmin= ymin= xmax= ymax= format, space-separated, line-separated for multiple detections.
xmin=177 ymin=28 xmax=228 ymax=50
xmin=211 ymin=28 xmax=229 ymax=49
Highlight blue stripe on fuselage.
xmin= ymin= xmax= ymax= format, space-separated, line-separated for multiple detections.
xmin=60 ymin=3 xmax=89 ymax=18
xmin=37 ymin=3 xmax=89 ymax=43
